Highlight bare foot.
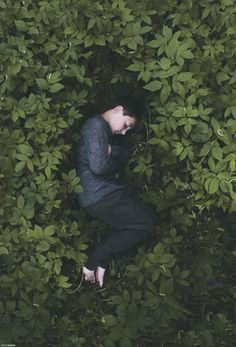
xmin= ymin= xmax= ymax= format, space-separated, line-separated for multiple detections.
xmin=96 ymin=266 xmax=106 ymax=287
xmin=83 ymin=266 xmax=95 ymax=283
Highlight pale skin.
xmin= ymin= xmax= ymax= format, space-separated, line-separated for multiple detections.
xmin=83 ymin=106 xmax=137 ymax=287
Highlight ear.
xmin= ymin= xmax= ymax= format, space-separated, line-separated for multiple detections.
xmin=114 ymin=105 xmax=123 ymax=114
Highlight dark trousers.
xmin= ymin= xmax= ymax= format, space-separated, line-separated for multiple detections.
xmin=84 ymin=188 xmax=157 ymax=270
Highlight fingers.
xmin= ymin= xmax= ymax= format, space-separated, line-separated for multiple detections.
xmin=83 ymin=266 xmax=106 ymax=287
xmin=96 ymin=266 xmax=106 ymax=288
xmin=83 ymin=266 xmax=95 ymax=283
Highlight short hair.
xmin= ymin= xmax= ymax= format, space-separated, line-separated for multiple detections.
xmin=106 ymin=94 xmax=145 ymax=121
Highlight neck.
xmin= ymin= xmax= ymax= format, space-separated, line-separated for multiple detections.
xmin=101 ymin=110 xmax=112 ymax=123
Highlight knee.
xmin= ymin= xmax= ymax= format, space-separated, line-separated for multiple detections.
xmin=148 ymin=225 xmax=156 ymax=238
xmin=145 ymin=215 xmax=156 ymax=235
xmin=141 ymin=222 xmax=156 ymax=239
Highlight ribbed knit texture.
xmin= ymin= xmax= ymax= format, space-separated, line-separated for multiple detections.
xmin=76 ymin=114 xmax=129 ymax=207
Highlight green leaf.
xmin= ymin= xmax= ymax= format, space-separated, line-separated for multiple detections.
xmin=190 ymin=122 xmax=212 ymax=142
xmin=44 ymin=42 xmax=58 ymax=51
xmin=37 ymin=241 xmax=50 ymax=252
xmin=36 ymin=78 xmax=49 ymax=90
xmin=126 ymin=63 xmax=144 ymax=72
xmin=140 ymin=26 xmax=152 ymax=34
xmin=126 ymin=264 xmax=140 ymax=272
xmin=68 ymin=169 xmax=76 ymax=180
xmin=17 ymin=195 xmax=25 ymax=209
xmin=177 ymin=72 xmax=193 ymax=82
xmin=23 ymin=206 xmax=35 ymax=220
xmin=159 ymin=58 xmax=171 ymax=70
xmin=153 ymin=243 xmax=164 ymax=256
xmin=34 ymin=225 xmax=44 ymax=239
xmin=49 ymin=83 xmax=64 ymax=93
xmin=172 ymin=143 xmax=183 ymax=156
xmin=160 ymin=84 xmax=171 ymax=104
xmin=172 ymin=81 xmax=185 ymax=97
xmin=111 ymin=295 xmax=124 ymax=305
xmin=45 ymin=166 xmax=51 ymax=178
xmin=27 ymin=159 xmax=34 ymax=173
xmin=18 ymin=144 xmax=33 ymax=155
xmin=78 ymin=243 xmax=88 ymax=250
xmin=212 ymin=146 xmax=222 ymax=161
xmin=44 ymin=226 xmax=55 ymax=237
xmin=15 ymin=20 xmax=27 ymax=31
xmin=15 ymin=161 xmax=26 ymax=172
xmin=25 ymin=118 xmax=35 ymax=128
xmin=208 ymin=157 xmax=216 ymax=172
xmin=127 ymin=39 xmax=137 ymax=50
xmin=47 ymin=72 xmax=62 ymax=84
xmin=149 ymin=138 xmax=169 ymax=150
xmin=104 ymin=340 xmax=115 ymax=347
xmin=211 ymin=117 xmax=221 ymax=131
xmin=54 ymin=260 xmax=62 ymax=275
xmin=58 ymin=275 xmax=72 ymax=288
xmin=160 ymin=278 xmax=173 ymax=295
xmin=179 ymin=270 xmax=190 ymax=279
xmin=29 ymin=27 xmax=39 ymax=35
xmin=64 ymin=27 xmax=74 ymax=35
xmin=199 ymin=142 xmax=212 ymax=156
xmin=145 ymin=253 xmax=156 ymax=265
xmin=0 ymin=1 xmax=6 ymax=8
xmin=87 ymin=18 xmax=96 ymax=30
xmin=165 ymin=38 xmax=180 ymax=57
xmin=141 ymin=14 xmax=152 ymax=25
xmin=144 ymin=80 xmax=162 ymax=91
xmin=152 ymin=268 xmax=160 ymax=282
xmin=159 ymin=253 xmax=174 ymax=264
xmin=11 ymin=64 xmax=22 ymax=75
xmin=230 ymin=159 xmax=235 ymax=171
xmin=120 ymin=337 xmax=132 ymax=347
xmin=147 ymin=40 xmax=162 ymax=48
xmin=103 ymin=314 xmax=117 ymax=327
xmin=0 ymin=246 xmax=9 ymax=255
xmin=84 ymin=35 xmax=94 ymax=48
xmin=209 ymin=178 xmax=219 ymax=194
xmin=182 ymin=50 xmax=194 ymax=59
xmin=57 ymin=119 xmax=68 ymax=128
xmin=217 ymin=72 xmax=230 ymax=82
xmin=96 ymin=35 xmax=106 ymax=46
xmin=204 ymin=177 xmax=212 ymax=192
xmin=162 ymin=26 xmax=172 ymax=40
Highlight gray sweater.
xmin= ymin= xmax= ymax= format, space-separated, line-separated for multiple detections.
xmin=76 ymin=114 xmax=129 ymax=207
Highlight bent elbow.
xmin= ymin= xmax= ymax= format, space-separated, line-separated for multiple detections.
xmin=89 ymin=163 xmax=106 ymax=176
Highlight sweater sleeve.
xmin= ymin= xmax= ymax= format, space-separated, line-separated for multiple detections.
xmin=110 ymin=134 xmax=130 ymax=165
xmin=83 ymin=119 xmax=120 ymax=176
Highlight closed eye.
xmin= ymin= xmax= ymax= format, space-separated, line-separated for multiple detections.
xmin=126 ymin=124 xmax=133 ymax=131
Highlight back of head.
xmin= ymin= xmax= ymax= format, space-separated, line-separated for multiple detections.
xmin=106 ymin=94 xmax=145 ymax=121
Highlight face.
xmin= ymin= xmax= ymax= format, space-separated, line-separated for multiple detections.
xmin=109 ymin=106 xmax=136 ymax=135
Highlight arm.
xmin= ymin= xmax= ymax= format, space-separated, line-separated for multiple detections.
xmin=110 ymin=134 xmax=130 ymax=166
xmin=85 ymin=121 xmax=120 ymax=176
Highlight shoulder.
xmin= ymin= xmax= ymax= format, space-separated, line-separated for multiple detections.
xmin=81 ymin=115 xmax=105 ymax=132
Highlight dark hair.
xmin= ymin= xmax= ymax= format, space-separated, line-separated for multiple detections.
xmin=106 ymin=94 xmax=145 ymax=121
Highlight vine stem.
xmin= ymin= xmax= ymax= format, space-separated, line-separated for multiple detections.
xmin=65 ymin=260 xmax=84 ymax=294
xmin=198 ymin=140 xmax=215 ymax=165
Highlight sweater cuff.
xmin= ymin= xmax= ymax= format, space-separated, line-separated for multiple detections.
xmin=110 ymin=145 xmax=129 ymax=163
